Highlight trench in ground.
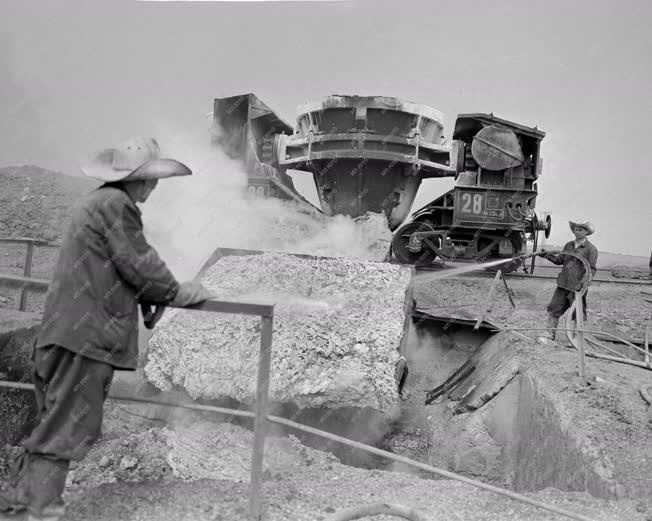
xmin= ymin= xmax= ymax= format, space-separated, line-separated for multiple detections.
xmin=0 ymin=317 xmax=620 ymax=500
xmin=265 ymin=320 xmax=620 ymax=499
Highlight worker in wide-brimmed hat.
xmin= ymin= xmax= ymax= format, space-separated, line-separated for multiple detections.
xmin=0 ymin=138 xmax=213 ymax=521
xmin=541 ymin=220 xmax=598 ymax=340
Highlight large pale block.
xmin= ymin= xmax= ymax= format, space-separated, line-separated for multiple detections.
xmin=145 ymin=253 xmax=414 ymax=411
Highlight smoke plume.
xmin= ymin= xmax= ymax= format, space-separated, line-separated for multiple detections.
xmin=140 ymin=123 xmax=392 ymax=282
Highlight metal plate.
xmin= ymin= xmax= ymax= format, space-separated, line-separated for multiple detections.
xmin=471 ymin=125 xmax=524 ymax=171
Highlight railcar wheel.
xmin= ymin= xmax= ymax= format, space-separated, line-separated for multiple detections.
xmin=392 ymin=222 xmax=439 ymax=265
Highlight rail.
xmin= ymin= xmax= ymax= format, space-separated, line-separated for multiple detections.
xmin=0 ymin=237 xmax=61 ymax=310
xmin=0 ymin=298 xmax=275 ymax=520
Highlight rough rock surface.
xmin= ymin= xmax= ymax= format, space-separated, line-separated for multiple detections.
xmin=145 ymin=253 xmax=413 ymax=411
xmin=64 ymin=410 xmax=337 ymax=492
xmin=52 ymin=405 xmax=647 ymax=521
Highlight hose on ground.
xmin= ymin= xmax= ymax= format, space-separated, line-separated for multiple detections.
xmin=327 ymin=502 xmax=431 ymax=521
xmin=640 ymin=384 xmax=652 ymax=407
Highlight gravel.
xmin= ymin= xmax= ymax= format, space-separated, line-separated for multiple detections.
xmin=62 ymin=467 xmax=647 ymax=521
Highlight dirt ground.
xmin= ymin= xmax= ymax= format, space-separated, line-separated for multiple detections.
xmin=414 ymin=271 xmax=651 ymax=345
xmin=1 ymin=272 xmax=649 ymax=520
xmin=414 ymin=273 xmax=651 ymax=500
xmin=9 ymin=404 xmax=646 ymax=521
xmin=1 ymin=167 xmax=650 ymax=520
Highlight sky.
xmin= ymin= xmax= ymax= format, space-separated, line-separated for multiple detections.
xmin=1 ymin=0 xmax=651 ymax=256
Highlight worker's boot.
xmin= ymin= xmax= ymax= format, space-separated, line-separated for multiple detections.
xmin=0 ymin=453 xmax=67 ymax=521
xmin=0 ymin=452 xmax=30 ymax=520
xmin=26 ymin=500 xmax=65 ymax=521
xmin=546 ymin=315 xmax=559 ymax=340
xmin=24 ymin=456 xmax=68 ymax=521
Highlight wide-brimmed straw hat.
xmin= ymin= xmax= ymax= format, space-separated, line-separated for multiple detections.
xmin=569 ymin=220 xmax=595 ymax=235
xmin=81 ymin=137 xmax=192 ymax=182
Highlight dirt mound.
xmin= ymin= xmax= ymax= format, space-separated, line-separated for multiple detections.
xmin=65 ymin=408 xmax=338 ymax=493
xmin=0 ymin=165 xmax=98 ymax=241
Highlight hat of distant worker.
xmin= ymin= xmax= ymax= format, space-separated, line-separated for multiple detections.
xmin=568 ymin=220 xmax=595 ymax=235
xmin=81 ymin=137 xmax=192 ymax=182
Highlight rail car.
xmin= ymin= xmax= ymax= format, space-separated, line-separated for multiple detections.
xmin=391 ymin=113 xmax=551 ymax=272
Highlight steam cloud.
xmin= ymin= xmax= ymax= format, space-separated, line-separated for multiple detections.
xmin=140 ymin=123 xmax=392 ymax=282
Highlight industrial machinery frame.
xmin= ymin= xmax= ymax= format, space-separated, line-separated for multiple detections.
xmin=212 ymin=94 xmax=552 ymax=271
xmin=391 ymin=113 xmax=551 ymax=271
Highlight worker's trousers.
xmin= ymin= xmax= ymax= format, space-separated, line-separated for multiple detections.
xmin=546 ymin=287 xmax=588 ymax=321
xmin=5 ymin=345 xmax=114 ymax=512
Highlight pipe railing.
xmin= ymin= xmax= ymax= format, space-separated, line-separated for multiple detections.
xmin=0 ymin=237 xmax=61 ymax=310
xmin=0 ymin=376 xmax=597 ymax=521
xmin=0 ymin=298 xmax=275 ymax=520
xmin=0 ymin=248 xmax=634 ymax=520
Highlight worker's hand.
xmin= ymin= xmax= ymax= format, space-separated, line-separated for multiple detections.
xmin=140 ymin=303 xmax=166 ymax=329
xmin=170 ymin=281 xmax=214 ymax=308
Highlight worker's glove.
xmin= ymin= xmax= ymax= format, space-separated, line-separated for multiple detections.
xmin=140 ymin=303 xmax=166 ymax=329
xmin=169 ymin=281 xmax=214 ymax=308
xmin=541 ymin=250 xmax=554 ymax=261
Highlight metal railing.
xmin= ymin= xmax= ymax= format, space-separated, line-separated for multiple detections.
xmin=0 ymin=297 xmax=275 ymax=520
xmin=1 ymin=295 xmax=602 ymax=520
xmin=0 ymin=237 xmax=61 ymax=310
xmin=0 ymin=247 xmax=628 ymax=520
xmin=0 ymin=304 xmax=597 ymax=521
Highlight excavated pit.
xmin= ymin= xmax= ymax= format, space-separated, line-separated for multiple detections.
xmin=243 ymin=318 xmax=629 ymax=500
xmin=0 ymin=308 xmax=638 ymax=502
xmin=371 ymin=321 xmax=627 ymax=499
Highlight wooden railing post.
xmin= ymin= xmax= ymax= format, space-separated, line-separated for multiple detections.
xmin=474 ymin=269 xmax=501 ymax=330
xmin=249 ymin=313 xmax=274 ymax=520
xmin=574 ymin=291 xmax=586 ymax=379
xmin=19 ymin=240 xmax=35 ymax=311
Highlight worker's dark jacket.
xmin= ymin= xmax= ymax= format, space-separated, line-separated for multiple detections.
xmin=35 ymin=184 xmax=179 ymax=369
xmin=547 ymin=240 xmax=598 ymax=291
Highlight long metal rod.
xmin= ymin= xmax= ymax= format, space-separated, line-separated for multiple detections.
xmin=574 ymin=291 xmax=586 ymax=379
xmin=564 ymin=296 xmax=652 ymax=371
xmin=416 ymin=268 xmax=649 ymax=286
xmin=184 ymin=298 xmax=274 ymax=317
xmin=0 ymin=380 xmax=257 ymax=418
xmin=584 ymin=336 xmax=637 ymax=359
xmin=493 ymin=327 xmax=651 ymax=370
xmin=249 ymin=314 xmax=274 ymax=520
xmin=474 ymin=270 xmax=501 ymax=330
xmin=0 ymin=237 xmax=61 ymax=247
xmin=590 ymin=332 xmax=646 ymax=347
xmin=266 ymin=415 xmax=596 ymax=521
xmin=328 ymin=502 xmax=429 ymax=521
xmin=0 ymin=379 xmax=597 ymax=521
xmin=0 ymin=274 xmax=49 ymax=289
xmin=19 ymin=242 xmax=34 ymax=311
xmin=584 ymin=352 xmax=651 ymax=369
xmin=501 ymin=272 xmax=516 ymax=308
xmin=494 ymin=327 xmax=647 ymax=355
